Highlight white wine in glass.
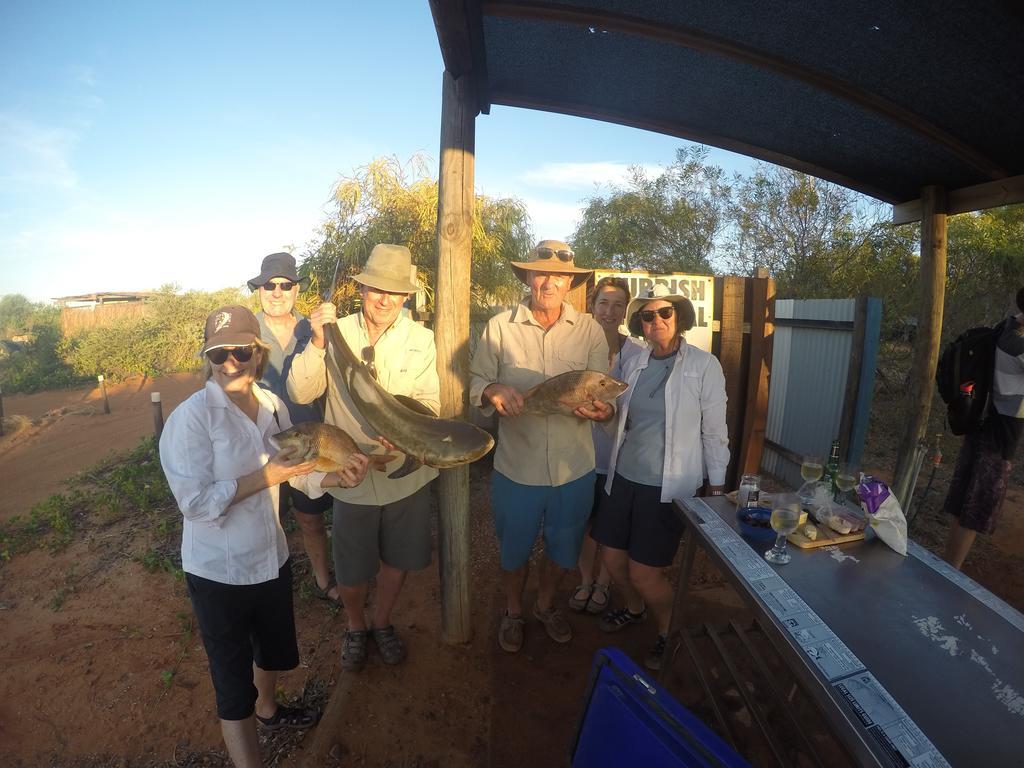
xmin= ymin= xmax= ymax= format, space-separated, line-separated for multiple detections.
xmin=835 ymin=462 xmax=858 ymax=500
xmin=800 ymin=456 xmax=824 ymax=483
xmin=765 ymin=495 xmax=801 ymax=565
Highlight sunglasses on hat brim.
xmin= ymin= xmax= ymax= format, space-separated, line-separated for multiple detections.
xmin=206 ymin=346 xmax=255 ymax=365
xmin=534 ymin=247 xmax=574 ymax=262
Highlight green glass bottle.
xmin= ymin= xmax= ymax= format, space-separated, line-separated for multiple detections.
xmin=822 ymin=439 xmax=841 ymax=500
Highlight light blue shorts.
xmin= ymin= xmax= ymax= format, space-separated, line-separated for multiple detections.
xmin=491 ymin=470 xmax=595 ymax=571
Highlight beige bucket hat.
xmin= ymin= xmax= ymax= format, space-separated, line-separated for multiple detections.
xmin=353 ymin=244 xmax=420 ymax=293
xmin=511 ymin=239 xmax=594 ymax=289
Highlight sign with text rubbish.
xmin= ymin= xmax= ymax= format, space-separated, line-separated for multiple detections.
xmin=593 ymin=271 xmax=715 ymax=352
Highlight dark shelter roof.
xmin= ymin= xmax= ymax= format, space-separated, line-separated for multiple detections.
xmin=431 ymin=1 xmax=1024 ymax=213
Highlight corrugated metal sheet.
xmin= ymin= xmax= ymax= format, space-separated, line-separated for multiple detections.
xmin=763 ymin=299 xmax=856 ymax=489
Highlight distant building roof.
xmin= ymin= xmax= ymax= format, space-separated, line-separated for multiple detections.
xmin=51 ymin=292 xmax=157 ymax=307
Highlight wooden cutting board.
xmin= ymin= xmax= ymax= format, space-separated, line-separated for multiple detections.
xmin=788 ymin=524 xmax=865 ymax=549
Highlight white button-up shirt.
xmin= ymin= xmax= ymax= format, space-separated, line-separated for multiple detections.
xmin=160 ymin=379 xmax=326 ymax=585
xmin=605 ymin=339 xmax=730 ymax=502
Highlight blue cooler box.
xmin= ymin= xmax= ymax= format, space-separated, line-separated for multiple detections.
xmin=570 ymin=647 xmax=748 ymax=768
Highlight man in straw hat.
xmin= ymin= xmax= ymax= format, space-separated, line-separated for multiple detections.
xmin=288 ymin=244 xmax=438 ymax=672
xmin=247 ymin=252 xmax=337 ymax=605
xmin=470 ymin=239 xmax=613 ymax=653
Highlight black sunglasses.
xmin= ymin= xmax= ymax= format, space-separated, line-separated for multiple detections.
xmin=639 ymin=306 xmax=675 ymax=323
xmin=206 ymin=346 xmax=255 ymax=365
xmin=534 ymin=247 xmax=574 ymax=262
xmin=361 ymin=346 xmax=378 ymax=380
xmin=262 ymin=280 xmax=297 ymax=292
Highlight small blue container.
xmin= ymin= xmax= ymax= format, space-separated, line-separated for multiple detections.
xmin=737 ymin=506 xmax=775 ymax=541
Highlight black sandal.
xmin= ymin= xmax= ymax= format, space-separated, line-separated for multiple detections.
xmin=256 ymin=704 xmax=320 ymax=731
xmin=311 ymin=575 xmax=338 ymax=601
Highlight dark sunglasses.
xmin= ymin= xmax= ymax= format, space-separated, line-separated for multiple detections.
xmin=534 ymin=247 xmax=574 ymax=262
xmin=206 ymin=346 xmax=255 ymax=365
xmin=639 ymin=306 xmax=675 ymax=323
xmin=361 ymin=346 xmax=378 ymax=380
xmin=262 ymin=280 xmax=297 ymax=292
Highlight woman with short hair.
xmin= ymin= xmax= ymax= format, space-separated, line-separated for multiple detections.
xmin=160 ymin=305 xmax=369 ymax=768
xmin=592 ymin=285 xmax=730 ymax=670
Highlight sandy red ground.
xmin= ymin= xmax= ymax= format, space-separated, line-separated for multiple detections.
xmin=0 ymin=375 xmax=1021 ymax=766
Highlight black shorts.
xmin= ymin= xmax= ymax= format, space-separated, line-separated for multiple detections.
xmin=186 ymin=559 xmax=299 ymax=721
xmin=590 ymin=473 xmax=608 ymax=520
xmin=591 ymin=473 xmax=684 ymax=567
xmin=282 ymin=481 xmax=332 ymax=516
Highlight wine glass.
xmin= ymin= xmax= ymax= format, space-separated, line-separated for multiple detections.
xmin=834 ymin=462 xmax=859 ymax=503
xmin=800 ymin=455 xmax=824 ymax=483
xmin=798 ymin=455 xmax=823 ymax=509
xmin=765 ymin=493 xmax=801 ymax=565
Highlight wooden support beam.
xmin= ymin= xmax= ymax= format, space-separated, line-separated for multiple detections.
xmin=434 ymin=70 xmax=476 ymax=644
xmin=892 ymin=174 xmax=1024 ymax=225
xmin=739 ymin=275 xmax=774 ymax=477
xmin=892 ymin=186 xmax=947 ymax=509
xmin=837 ymin=296 xmax=868 ymax=462
xmin=719 ymin=276 xmax=747 ymax=489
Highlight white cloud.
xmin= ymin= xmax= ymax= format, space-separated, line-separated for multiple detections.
xmin=518 ymin=196 xmax=586 ymax=241
xmin=0 ymin=113 xmax=80 ymax=190
xmin=521 ymin=161 xmax=664 ymax=191
xmin=68 ymin=64 xmax=97 ymax=89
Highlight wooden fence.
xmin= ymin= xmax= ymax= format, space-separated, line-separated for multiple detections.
xmin=60 ymin=302 xmax=150 ymax=335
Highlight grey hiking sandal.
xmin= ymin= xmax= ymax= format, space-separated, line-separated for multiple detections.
xmin=370 ymin=624 xmax=406 ymax=665
xmin=340 ymin=629 xmax=369 ymax=671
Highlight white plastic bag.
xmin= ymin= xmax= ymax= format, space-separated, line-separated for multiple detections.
xmin=856 ymin=476 xmax=908 ymax=556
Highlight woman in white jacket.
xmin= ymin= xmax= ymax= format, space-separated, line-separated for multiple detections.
xmin=592 ymin=285 xmax=730 ymax=670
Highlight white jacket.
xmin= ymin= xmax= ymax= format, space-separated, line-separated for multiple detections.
xmin=605 ymin=339 xmax=730 ymax=502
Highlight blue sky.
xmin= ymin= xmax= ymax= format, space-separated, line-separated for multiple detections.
xmin=1 ymin=1 xmax=755 ymax=303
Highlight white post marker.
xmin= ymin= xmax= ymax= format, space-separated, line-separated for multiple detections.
xmin=151 ymin=392 xmax=164 ymax=440
xmin=98 ymin=374 xmax=111 ymax=414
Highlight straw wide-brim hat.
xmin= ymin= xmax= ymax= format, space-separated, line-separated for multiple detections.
xmin=353 ymin=244 xmax=420 ymax=294
xmin=247 ymin=252 xmax=310 ymax=291
xmin=625 ymin=283 xmax=697 ymax=337
xmin=510 ymin=240 xmax=593 ymax=290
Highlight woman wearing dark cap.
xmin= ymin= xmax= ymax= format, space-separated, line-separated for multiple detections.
xmin=592 ymin=285 xmax=729 ymax=671
xmin=943 ymin=286 xmax=1024 ymax=570
xmin=159 ymin=305 xmax=369 ymax=768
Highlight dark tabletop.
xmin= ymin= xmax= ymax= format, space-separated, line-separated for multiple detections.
xmin=676 ymin=496 xmax=1024 ymax=768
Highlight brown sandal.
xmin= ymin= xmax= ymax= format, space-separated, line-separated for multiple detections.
xmin=569 ymin=583 xmax=593 ymax=612
xmin=586 ymin=583 xmax=610 ymax=614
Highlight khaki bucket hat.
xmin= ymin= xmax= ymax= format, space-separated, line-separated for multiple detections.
xmin=626 ymin=283 xmax=697 ymax=337
xmin=353 ymin=244 xmax=419 ymax=294
xmin=511 ymin=239 xmax=594 ymax=289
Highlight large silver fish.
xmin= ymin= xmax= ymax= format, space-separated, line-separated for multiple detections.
xmin=520 ymin=370 xmax=628 ymax=417
xmin=324 ymin=323 xmax=494 ymax=478
xmin=270 ymin=421 xmax=364 ymax=472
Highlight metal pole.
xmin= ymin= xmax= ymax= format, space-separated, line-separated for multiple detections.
xmin=98 ymin=374 xmax=111 ymax=414
xmin=151 ymin=392 xmax=164 ymax=440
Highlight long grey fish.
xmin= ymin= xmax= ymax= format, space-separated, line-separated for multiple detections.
xmin=324 ymin=323 xmax=494 ymax=478
xmin=520 ymin=370 xmax=628 ymax=416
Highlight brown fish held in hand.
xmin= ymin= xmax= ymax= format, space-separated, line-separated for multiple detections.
xmin=271 ymin=422 xmax=365 ymax=472
xmin=520 ymin=370 xmax=628 ymax=416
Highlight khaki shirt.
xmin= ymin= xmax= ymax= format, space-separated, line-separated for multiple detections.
xmin=287 ymin=312 xmax=440 ymax=506
xmin=470 ymin=300 xmax=609 ymax=487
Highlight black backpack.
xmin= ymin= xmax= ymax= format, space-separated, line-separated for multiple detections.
xmin=935 ymin=320 xmax=1004 ymax=435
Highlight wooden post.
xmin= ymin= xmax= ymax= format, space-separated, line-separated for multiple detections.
xmin=838 ymin=296 xmax=868 ymax=460
xmin=738 ymin=272 xmax=774 ymax=476
xmin=151 ymin=392 xmax=164 ymax=440
xmin=892 ymin=186 xmax=947 ymax=508
xmin=434 ymin=69 xmax=476 ymax=644
xmin=719 ymin=276 xmax=746 ymax=489
xmin=0 ymin=384 xmax=5 ymax=436
xmin=98 ymin=374 xmax=111 ymax=414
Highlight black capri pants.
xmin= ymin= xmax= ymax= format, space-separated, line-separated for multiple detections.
xmin=186 ymin=559 xmax=299 ymax=720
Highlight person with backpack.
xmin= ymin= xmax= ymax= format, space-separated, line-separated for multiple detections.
xmin=943 ymin=287 xmax=1024 ymax=569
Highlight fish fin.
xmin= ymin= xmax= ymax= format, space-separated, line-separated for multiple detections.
xmin=393 ymin=394 xmax=437 ymax=417
xmin=387 ymin=454 xmax=423 ymax=479
xmin=442 ymin=434 xmax=452 ymax=443
xmin=523 ymin=383 xmax=539 ymax=399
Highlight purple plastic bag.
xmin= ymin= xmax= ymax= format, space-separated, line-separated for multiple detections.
xmin=856 ymin=475 xmax=890 ymax=517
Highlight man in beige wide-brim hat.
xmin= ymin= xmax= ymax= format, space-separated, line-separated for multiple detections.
xmin=470 ymin=239 xmax=614 ymax=654
xmin=288 ymin=243 xmax=437 ymax=673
